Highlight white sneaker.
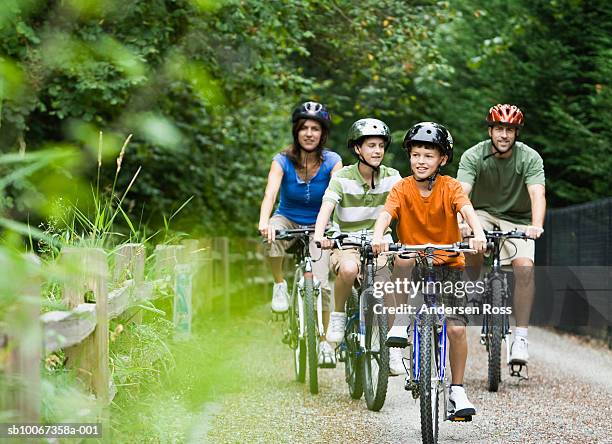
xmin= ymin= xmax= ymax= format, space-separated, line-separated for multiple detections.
xmin=509 ymin=336 xmax=529 ymax=364
xmin=386 ymin=324 xmax=409 ymax=348
xmin=448 ymin=385 xmax=476 ymax=417
xmin=389 ymin=348 xmax=405 ymax=376
xmin=318 ymin=341 xmax=336 ymax=368
xmin=326 ymin=311 xmax=347 ymax=343
xmin=271 ymin=281 xmax=289 ymax=313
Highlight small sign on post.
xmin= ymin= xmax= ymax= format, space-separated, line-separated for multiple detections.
xmin=173 ymin=264 xmax=192 ymax=336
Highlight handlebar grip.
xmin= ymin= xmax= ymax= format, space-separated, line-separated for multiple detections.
xmin=388 ymin=243 xmax=401 ymax=251
xmin=457 ymin=242 xmax=470 ymax=250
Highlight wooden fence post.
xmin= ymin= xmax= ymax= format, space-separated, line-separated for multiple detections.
xmin=114 ymin=243 xmax=145 ymax=324
xmin=4 ymin=254 xmax=41 ymax=422
xmin=61 ymin=248 xmax=110 ymax=404
xmin=219 ymin=237 xmax=230 ymax=316
xmin=200 ymin=238 xmax=214 ymax=313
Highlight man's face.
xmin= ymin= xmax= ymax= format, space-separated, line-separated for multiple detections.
xmin=488 ymin=124 xmax=517 ymax=152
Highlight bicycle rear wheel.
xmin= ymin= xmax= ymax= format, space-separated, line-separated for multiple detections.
xmin=363 ymin=287 xmax=389 ymax=411
xmin=487 ymin=277 xmax=504 ymax=392
xmin=419 ymin=313 xmax=440 ymax=444
xmin=345 ymin=287 xmax=363 ymax=399
xmin=304 ymin=273 xmax=318 ymax=394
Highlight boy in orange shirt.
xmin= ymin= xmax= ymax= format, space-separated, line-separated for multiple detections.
xmin=372 ymin=121 xmax=486 ymax=418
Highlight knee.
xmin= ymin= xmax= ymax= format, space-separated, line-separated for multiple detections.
xmin=337 ymin=261 xmax=359 ymax=282
xmin=446 ymin=325 xmax=466 ymax=342
xmin=513 ymin=259 xmax=534 ymax=280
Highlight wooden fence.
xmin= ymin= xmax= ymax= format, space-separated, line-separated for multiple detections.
xmin=0 ymin=237 xmax=269 ymax=423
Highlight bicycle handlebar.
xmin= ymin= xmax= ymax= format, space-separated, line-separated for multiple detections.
xmin=387 ymin=242 xmax=475 ymax=253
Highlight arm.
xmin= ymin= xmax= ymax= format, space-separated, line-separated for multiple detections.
xmin=330 ymin=160 xmax=343 ymax=174
xmin=258 ymin=160 xmax=284 ymax=242
xmin=527 ymin=184 xmax=546 ymax=239
xmin=313 ymin=200 xmax=336 ymax=249
xmin=459 ymin=204 xmax=486 ymax=253
xmin=457 ymin=181 xmax=474 ymax=235
xmin=372 ymin=211 xmax=393 ymax=254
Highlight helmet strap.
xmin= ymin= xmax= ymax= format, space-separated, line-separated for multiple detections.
xmin=415 ymin=167 xmax=440 ymax=191
xmin=484 ymin=128 xmax=518 ymax=160
xmin=354 ymin=146 xmax=382 ymax=189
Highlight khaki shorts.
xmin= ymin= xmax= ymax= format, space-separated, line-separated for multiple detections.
xmin=330 ymin=248 xmax=392 ymax=282
xmin=476 ymin=210 xmax=535 ymax=265
xmin=263 ymin=214 xmax=332 ymax=311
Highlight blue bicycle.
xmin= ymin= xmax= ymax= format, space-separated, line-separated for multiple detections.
xmin=388 ymin=242 xmax=474 ymax=444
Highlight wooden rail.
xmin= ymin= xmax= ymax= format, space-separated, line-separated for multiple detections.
xmin=0 ymin=237 xmax=269 ymax=422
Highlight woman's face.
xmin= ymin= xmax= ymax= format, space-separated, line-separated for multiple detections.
xmin=297 ymin=119 xmax=323 ymax=151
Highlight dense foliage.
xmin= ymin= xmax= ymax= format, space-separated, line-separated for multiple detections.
xmin=0 ymin=0 xmax=610 ymax=237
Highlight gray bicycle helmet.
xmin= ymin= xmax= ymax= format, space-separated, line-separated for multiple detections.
xmin=347 ymin=118 xmax=392 ymax=151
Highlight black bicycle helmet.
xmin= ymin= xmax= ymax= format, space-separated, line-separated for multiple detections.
xmin=292 ymin=101 xmax=331 ymax=129
xmin=403 ymin=121 xmax=454 ymax=163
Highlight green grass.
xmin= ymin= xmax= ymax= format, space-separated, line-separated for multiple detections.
xmin=108 ymin=284 xmax=272 ymax=443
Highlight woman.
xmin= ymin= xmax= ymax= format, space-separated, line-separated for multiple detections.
xmin=258 ymin=101 xmax=342 ymax=367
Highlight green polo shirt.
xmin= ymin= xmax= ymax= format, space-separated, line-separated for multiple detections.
xmin=456 ymin=140 xmax=545 ymax=225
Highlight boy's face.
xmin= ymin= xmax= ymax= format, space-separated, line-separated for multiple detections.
xmin=408 ymin=144 xmax=447 ymax=179
xmin=355 ymin=136 xmax=385 ymax=167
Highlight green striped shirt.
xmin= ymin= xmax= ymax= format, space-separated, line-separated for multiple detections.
xmin=323 ymin=163 xmax=401 ymax=237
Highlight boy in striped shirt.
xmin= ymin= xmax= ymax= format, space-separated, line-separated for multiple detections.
xmin=314 ymin=118 xmax=403 ymax=372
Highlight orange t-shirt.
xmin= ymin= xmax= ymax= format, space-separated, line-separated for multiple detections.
xmin=384 ymin=175 xmax=472 ymax=267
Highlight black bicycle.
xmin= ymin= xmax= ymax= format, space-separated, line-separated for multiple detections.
xmin=478 ymin=229 xmax=529 ymax=391
xmin=327 ymin=234 xmax=390 ymax=411
xmin=276 ymin=228 xmax=325 ymax=395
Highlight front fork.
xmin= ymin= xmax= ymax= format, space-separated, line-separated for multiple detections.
xmin=298 ymin=272 xmax=324 ymax=339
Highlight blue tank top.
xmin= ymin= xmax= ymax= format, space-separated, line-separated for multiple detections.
xmin=274 ymin=149 xmax=341 ymax=225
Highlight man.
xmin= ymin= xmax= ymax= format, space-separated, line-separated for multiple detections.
xmin=456 ymin=104 xmax=546 ymax=367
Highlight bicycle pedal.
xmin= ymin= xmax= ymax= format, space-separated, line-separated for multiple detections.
xmin=270 ymin=311 xmax=287 ymax=321
xmin=336 ymin=348 xmax=347 ymax=363
xmin=447 ymin=414 xmax=472 ymax=422
xmin=509 ymin=363 xmax=529 ymax=380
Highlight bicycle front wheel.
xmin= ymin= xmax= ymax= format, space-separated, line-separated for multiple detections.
xmin=304 ymin=273 xmax=318 ymax=394
xmin=289 ymin=281 xmax=306 ymax=383
xmin=345 ymin=287 xmax=363 ymax=399
xmin=363 ymin=287 xmax=389 ymax=411
xmin=487 ymin=277 xmax=504 ymax=392
xmin=419 ymin=313 xmax=440 ymax=444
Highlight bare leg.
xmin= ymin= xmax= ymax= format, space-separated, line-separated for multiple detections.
xmin=447 ymin=321 xmax=468 ymax=384
xmin=268 ymin=256 xmax=285 ymax=284
xmin=334 ymin=261 xmax=359 ymax=312
xmin=321 ymin=310 xmax=329 ymax=341
xmin=512 ymin=258 xmax=535 ymax=327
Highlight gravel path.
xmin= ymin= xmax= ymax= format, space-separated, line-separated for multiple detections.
xmin=202 ymin=308 xmax=612 ymax=444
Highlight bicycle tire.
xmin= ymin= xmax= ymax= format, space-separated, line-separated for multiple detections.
xmin=345 ymin=287 xmax=363 ymax=399
xmin=419 ymin=313 xmax=439 ymax=444
xmin=363 ymin=287 xmax=389 ymax=411
xmin=487 ymin=277 xmax=503 ymax=392
xmin=290 ymin=289 xmax=306 ymax=383
xmin=304 ymin=273 xmax=318 ymax=394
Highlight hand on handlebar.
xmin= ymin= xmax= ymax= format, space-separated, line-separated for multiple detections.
xmin=314 ymin=235 xmax=334 ymax=250
xmin=468 ymin=233 xmax=487 ymax=254
xmin=371 ymin=237 xmax=388 ymax=255
xmin=258 ymin=221 xmax=276 ymax=243
xmin=525 ymin=225 xmax=544 ymax=239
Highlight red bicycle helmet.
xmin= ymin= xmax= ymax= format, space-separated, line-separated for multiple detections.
xmin=486 ymin=104 xmax=524 ymax=128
